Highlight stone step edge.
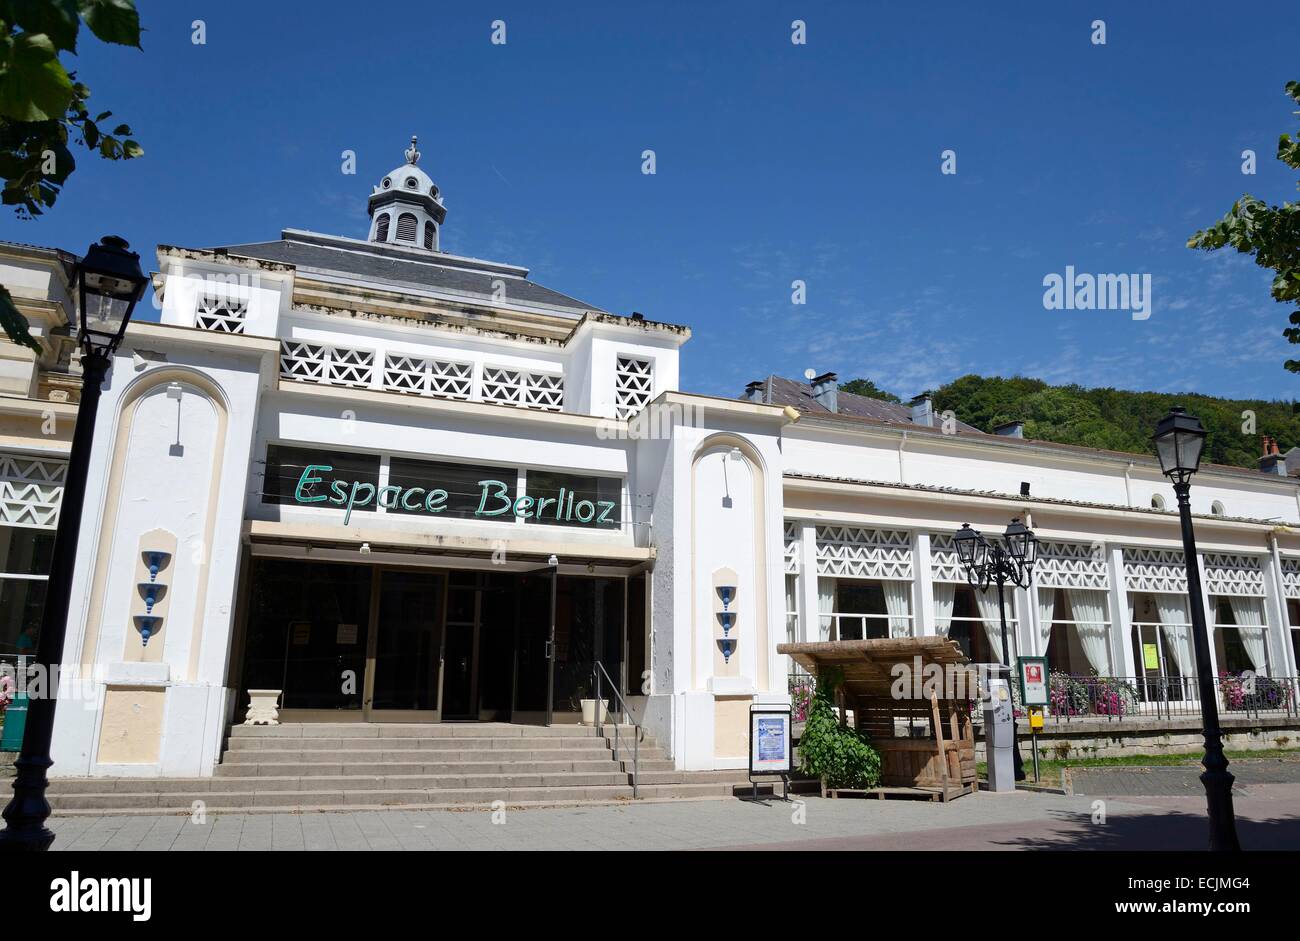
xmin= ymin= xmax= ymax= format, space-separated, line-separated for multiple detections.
xmin=48 ymin=793 xmax=766 ymax=817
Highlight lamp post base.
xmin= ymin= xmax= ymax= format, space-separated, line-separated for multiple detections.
xmin=0 ymin=753 xmax=57 ymax=852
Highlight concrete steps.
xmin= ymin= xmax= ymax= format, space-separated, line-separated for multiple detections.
xmin=46 ymin=722 xmax=758 ymax=814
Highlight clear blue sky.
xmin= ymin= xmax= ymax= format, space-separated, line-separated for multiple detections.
xmin=3 ymin=0 xmax=1298 ymax=402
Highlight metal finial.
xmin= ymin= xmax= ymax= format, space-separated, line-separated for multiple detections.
xmin=405 ymin=135 xmax=420 ymax=165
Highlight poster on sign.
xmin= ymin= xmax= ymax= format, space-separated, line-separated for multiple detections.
xmin=1017 ymin=656 xmax=1049 ymax=707
xmin=748 ymin=706 xmax=792 ymax=775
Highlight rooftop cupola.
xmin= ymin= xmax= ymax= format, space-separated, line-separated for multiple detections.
xmin=367 ymin=136 xmax=447 ymax=251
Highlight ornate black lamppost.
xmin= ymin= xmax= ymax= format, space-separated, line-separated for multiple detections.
xmin=0 ymin=236 xmax=147 ymax=852
xmin=1152 ymin=406 xmax=1240 ymax=851
xmin=954 ymin=517 xmax=1037 ymax=781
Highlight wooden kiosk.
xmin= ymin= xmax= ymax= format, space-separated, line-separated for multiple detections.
xmin=778 ymin=637 xmax=978 ymax=802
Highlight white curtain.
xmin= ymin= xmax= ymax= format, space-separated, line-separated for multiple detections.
xmin=933 ymin=582 xmax=956 ymax=636
xmin=882 ymin=580 xmax=911 ymax=637
xmin=1228 ymin=595 xmax=1268 ymax=672
xmin=1066 ymin=589 xmax=1111 ymax=675
xmin=1155 ymin=594 xmax=1193 ymax=677
xmin=1038 ymin=588 xmax=1056 ymax=655
xmin=784 ymin=575 xmax=798 ymax=643
xmin=817 ymin=577 xmax=836 ymax=640
xmin=974 ymin=590 xmax=1012 ymax=664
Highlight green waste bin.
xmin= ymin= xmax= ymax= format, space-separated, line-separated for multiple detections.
xmin=1 ymin=693 xmax=29 ymax=752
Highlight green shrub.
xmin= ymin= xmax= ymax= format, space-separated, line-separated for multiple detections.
xmin=797 ymin=667 xmax=882 ymax=789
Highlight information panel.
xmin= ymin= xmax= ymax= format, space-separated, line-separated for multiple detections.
xmin=748 ymin=706 xmax=793 ymax=776
xmin=1017 ymin=656 xmax=1049 ymax=707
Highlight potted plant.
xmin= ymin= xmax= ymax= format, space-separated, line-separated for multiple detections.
xmin=573 ymin=678 xmax=609 ymax=727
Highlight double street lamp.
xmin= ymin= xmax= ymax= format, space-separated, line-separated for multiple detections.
xmin=954 ymin=517 xmax=1037 ymax=781
xmin=0 ymin=236 xmax=147 ymax=852
xmin=1151 ymin=406 xmax=1240 ymax=852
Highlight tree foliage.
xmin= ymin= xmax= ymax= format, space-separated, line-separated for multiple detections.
xmin=840 ymin=376 xmax=901 ymax=403
xmin=1188 ymin=80 xmax=1300 ymax=373
xmin=0 ymin=0 xmax=143 ymax=350
xmin=797 ymin=667 xmax=882 ymax=790
xmin=931 ymin=374 xmax=1298 ymax=470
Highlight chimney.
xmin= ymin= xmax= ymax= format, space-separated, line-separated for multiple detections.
xmin=909 ymin=393 xmax=933 ymax=427
xmin=743 ymin=380 xmax=767 ymax=404
xmin=810 ymin=372 xmax=838 ymax=413
xmin=994 ymin=420 xmax=1024 ymax=438
xmin=1259 ymin=435 xmax=1287 ymax=475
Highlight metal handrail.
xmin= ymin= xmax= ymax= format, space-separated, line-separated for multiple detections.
xmin=592 ymin=660 xmax=641 ymax=798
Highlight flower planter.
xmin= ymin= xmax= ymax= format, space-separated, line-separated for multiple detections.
xmin=580 ymin=698 xmax=609 ymax=727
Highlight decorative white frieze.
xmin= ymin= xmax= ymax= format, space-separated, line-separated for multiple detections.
xmin=930 ymin=533 xmax=966 ymax=584
xmin=614 ymin=356 xmax=653 ymax=420
xmin=815 ymin=525 xmax=913 ymax=580
xmin=1035 ymin=540 xmax=1109 ymax=590
xmin=280 ymin=340 xmax=375 ymax=389
xmin=1281 ymin=557 xmax=1300 ymax=600
xmin=383 ymin=353 xmax=472 ymax=400
xmin=481 ymin=366 xmax=564 ymax=412
xmin=0 ymin=454 xmax=66 ymax=529
xmin=1122 ymin=547 xmax=1188 ymax=594
xmin=1204 ymin=553 xmax=1266 ymax=597
xmin=783 ymin=520 xmax=800 ymax=574
xmin=194 ymin=292 xmax=248 ymax=334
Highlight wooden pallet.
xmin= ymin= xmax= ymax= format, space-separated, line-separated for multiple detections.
xmin=824 ymin=783 xmax=975 ymax=802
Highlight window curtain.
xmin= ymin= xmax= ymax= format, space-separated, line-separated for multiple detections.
xmin=1066 ymin=588 xmax=1111 ymax=675
xmin=784 ymin=575 xmax=798 ymax=643
xmin=1154 ymin=594 xmax=1193 ymax=677
xmin=973 ymin=590 xmax=1012 ymax=664
xmin=882 ymin=580 xmax=911 ymax=637
xmin=933 ymin=582 xmax=956 ymax=636
xmin=817 ymin=577 xmax=836 ymax=640
xmin=1037 ymin=588 xmax=1056 ymax=655
xmin=1227 ymin=595 xmax=1268 ymax=673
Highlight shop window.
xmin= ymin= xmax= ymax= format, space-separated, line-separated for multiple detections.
xmin=261 ymin=444 xmax=380 ymax=512
xmin=523 ymin=471 xmax=622 ymax=529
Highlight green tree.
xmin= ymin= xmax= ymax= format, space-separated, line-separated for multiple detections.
xmin=0 ymin=0 xmax=144 ymax=351
xmin=840 ymin=376 xmax=901 ymax=403
xmin=1188 ymin=80 xmax=1300 ymax=373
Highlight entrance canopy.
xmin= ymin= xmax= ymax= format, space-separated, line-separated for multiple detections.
xmin=779 ymin=637 xmax=971 ymax=701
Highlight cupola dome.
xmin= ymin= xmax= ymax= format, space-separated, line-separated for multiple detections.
xmin=367 ymin=136 xmax=447 ymax=251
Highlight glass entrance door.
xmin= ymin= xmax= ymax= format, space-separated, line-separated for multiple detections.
xmin=367 ymin=569 xmax=444 ymax=720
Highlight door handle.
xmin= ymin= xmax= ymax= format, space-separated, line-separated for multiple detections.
xmin=545 ymin=641 xmax=554 ymax=659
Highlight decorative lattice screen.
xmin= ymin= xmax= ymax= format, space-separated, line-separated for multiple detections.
xmin=1204 ymin=553 xmax=1266 ymax=597
xmin=0 ymin=454 xmax=65 ymax=528
xmin=383 ymin=354 xmax=472 ymax=400
xmin=1122 ymin=547 xmax=1188 ymax=594
xmin=614 ymin=356 xmax=653 ymax=420
xmin=784 ymin=520 xmax=800 ymax=574
xmin=815 ymin=525 xmax=913 ymax=580
xmin=280 ymin=340 xmax=375 ymax=388
xmin=194 ymin=292 xmax=248 ymax=333
xmin=1281 ymin=557 xmax=1300 ymax=600
xmin=481 ymin=366 xmax=564 ymax=411
xmin=930 ymin=533 xmax=966 ymax=584
xmin=1035 ymin=540 xmax=1110 ymax=590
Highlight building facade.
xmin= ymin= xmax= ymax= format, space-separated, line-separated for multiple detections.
xmin=0 ymin=241 xmax=80 ymax=673
xmin=10 ymin=142 xmax=1300 ymax=779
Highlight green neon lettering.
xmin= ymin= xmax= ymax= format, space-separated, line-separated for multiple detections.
xmin=401 ymin=487 xmax=425 ymax=511
xmin=475 ymin=479 xmax=513 ymax=517
xmin=344 ymin=481 xmax=375 ymax=525
xmin=295 ymin=464 xmax=332 ymax=504
xmin=425 ymin=489 xmax=448 ymax=513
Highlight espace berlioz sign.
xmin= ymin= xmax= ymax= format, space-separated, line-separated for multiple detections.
xmin=294 ymin=464 xmax=617 ymax=526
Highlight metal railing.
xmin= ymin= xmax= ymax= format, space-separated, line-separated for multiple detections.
xmin=1047 ymin=673 xmax=1298 ymax=722
xmin=592 ymin=660 xmax=641 ymax=798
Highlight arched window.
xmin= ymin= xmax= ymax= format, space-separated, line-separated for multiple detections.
xmin=1151 ymin=493 xmax=1165 ymax=511
xmin=396 ymin=212 xmax=418 ymax=241
xmin=1211 ymin=500 xmax=1225 ymax=516
xmin=374 ymin=213 xmax=390 ymax=242
xmin=423 ymin=221 xmax=435 ymax=250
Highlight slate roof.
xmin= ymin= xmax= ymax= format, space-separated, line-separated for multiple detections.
xmin=747 ymin=375 xmax=984 ymax=433
xmin=211 ymin=231 xmax=603 ymax=314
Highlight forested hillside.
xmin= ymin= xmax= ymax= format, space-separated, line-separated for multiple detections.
xmin=846 ymin=375 xmax=1299 ymax=470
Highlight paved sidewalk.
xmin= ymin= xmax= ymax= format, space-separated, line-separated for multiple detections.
xmin=43 ymin=786 xmax=1300 ymax=851
xmin=1069 ymin=759 xmax=1300 ymax=797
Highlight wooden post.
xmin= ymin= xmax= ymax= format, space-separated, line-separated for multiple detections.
xmin=931 ymin=689 xmax=952 ymax=802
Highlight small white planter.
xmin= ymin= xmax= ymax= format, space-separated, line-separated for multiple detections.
xmin=580 ymin=699 xmax=609 ymax=727
xmin=244 ymin=689 xmax=282 ymax=726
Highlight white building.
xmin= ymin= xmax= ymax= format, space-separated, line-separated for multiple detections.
xmin=10 ymin=141 xmax=1300 ymax=780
